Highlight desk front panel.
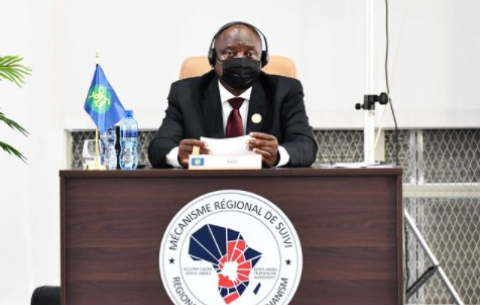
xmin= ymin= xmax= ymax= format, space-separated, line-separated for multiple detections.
xmin=61 ymin=169 xmax=403 ymax=305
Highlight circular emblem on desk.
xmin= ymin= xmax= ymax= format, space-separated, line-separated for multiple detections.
xmin=159 ymin=190 xmax=302 ymax=305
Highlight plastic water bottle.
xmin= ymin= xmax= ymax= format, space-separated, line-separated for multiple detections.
xmin=119 ymin=110 xmax=138 ymax=170
xmin=101 ymin=126 xmax=117 ymax=170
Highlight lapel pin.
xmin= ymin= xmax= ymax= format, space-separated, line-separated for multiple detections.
xmin=251 ymin=113 xmax=262 ymax=124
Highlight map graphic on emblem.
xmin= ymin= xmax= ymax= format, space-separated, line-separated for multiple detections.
xmin=189 ymin=224 xmax=262 ymax=304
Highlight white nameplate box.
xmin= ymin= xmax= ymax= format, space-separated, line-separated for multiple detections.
xmin=188 ymin=155 xmax=262 ymax=170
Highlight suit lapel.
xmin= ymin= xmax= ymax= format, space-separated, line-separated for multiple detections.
xmin=247 ymin=82 xmax=267 ymax=133
xmin=202 ymin=77 xmax=224 ymax=138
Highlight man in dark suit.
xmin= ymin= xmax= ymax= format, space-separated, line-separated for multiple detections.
xmin=148 ymin=22 xmax=317 ymax=168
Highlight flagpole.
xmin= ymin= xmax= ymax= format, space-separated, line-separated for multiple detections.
xmin=92 ymin=51 xmax=105 ymax=170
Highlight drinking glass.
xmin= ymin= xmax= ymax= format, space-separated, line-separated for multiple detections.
xmin=82 ymin=139 xmax=104 ymax=170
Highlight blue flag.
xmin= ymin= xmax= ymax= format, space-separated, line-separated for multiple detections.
xmin=84 ymin=64 xmax=126 ymax=134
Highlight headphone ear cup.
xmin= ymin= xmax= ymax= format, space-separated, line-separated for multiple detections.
xmin=208 ymin=49 xmax=215 ymax=66
xmin=261 ymin=51 xmax=269 ymax=67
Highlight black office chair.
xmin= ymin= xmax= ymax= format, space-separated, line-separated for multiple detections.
xmin=31 ymin=286 xmax=60 ymax=305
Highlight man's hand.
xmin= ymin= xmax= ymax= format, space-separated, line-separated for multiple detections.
xmin=246 ymin=132 xmax=279 ymax=167
xmin=178 ymin=139 xmax=209 ymax=168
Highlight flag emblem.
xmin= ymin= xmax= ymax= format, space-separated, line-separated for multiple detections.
xmin=87 ymin=84 xmax=112 ymax=114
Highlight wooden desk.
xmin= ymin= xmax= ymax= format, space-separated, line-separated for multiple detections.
xmin=60 ymin=168 xmax=403 ymax=305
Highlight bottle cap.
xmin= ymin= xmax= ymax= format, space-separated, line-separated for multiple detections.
xmin=125 ymin=110 xmax=133 ymax=116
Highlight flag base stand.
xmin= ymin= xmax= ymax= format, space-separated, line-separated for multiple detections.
xmin=85 ymin=164 xmax=107 ymax=171
xmin=84 ymin=128 xmax=107 ymax=171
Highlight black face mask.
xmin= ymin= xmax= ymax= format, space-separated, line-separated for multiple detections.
xmin=221 ymin=58 xmax=261 ymax=90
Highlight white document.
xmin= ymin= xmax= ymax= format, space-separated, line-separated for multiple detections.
xmin=201 ymin=135 xmax=256 ymax=155
xmin=332 ymin=162 xmax=395 ymax=168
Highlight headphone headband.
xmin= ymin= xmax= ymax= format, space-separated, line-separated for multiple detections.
xmin=208 ymin=21 xmax=269 ymax=67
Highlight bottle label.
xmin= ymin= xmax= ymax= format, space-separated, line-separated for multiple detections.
xmin=121 ymin=130 xmax=138 ymax=137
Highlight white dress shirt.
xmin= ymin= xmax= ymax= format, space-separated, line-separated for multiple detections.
xmin=166 ymin=81 xmax=290 ymax=167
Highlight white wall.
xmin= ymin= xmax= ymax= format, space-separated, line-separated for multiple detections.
xmin=1 ymin=0 xmax=480 ymax=304
xmin=61 ymin=0 xmax=480 ymax=131
xmin=1 ymin=0 xmax=65 ymax=304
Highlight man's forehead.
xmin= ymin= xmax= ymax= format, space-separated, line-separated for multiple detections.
xmin=215 ymin=25 xmax=261 ymax=47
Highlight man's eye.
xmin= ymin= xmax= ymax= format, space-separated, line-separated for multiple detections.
xmin=225 ymin=51 xmax=235 ymax=57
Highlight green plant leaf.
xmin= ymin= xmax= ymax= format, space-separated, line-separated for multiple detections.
xmin=0 ymin=70 xmax=16 ymax=82
xmin=0 ymin=55 xmax=31 ymax=87
xmin=0 ymin=113 xmax=29 ymax=136
xmin=0 ymin=56 xmax=24 ymax=66
xmin=0 ymin=140 xmax=27 ymax=162
xmin=0 ymin=55 xmax=30 ymax=163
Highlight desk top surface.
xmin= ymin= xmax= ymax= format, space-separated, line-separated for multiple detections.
xmin=60 ymin=167 xmax=403 ymax=179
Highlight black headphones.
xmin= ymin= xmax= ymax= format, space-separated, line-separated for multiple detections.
xmin=207 ymin=21 xmax=269 ymax=68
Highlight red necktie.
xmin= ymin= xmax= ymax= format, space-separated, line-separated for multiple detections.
xmin=225 ymin=97 xmax=244 ymax=138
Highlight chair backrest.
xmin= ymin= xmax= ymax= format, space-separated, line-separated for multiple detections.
xmin=179 ymin=55 xmax=297 ymax=80
xmin=31 ymin=286 xmax=60 ymax=305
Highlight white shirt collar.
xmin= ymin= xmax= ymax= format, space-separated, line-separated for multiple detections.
xmin=218 ymin=80 xmax=252 ymax=103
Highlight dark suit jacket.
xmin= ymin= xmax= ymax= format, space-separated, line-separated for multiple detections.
xmin=148 ymin=71 xmax=318 ymax=168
